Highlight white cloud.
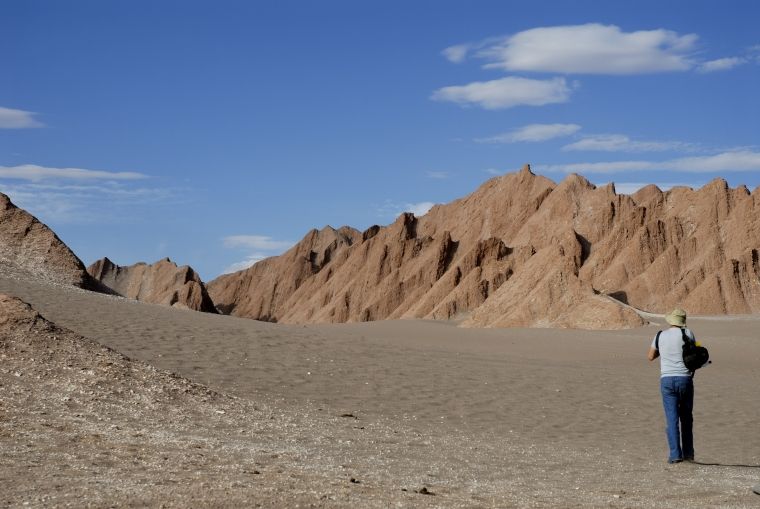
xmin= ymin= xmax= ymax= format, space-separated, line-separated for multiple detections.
xmin=0 ymin=164 xmax=147 ymax=181
xmin=535 ymin=150 xmax=760 ymax=174
xmin=432 ymin=77 xmax=572 ymax=110
xmin=477 ymin=123 xmax=581 ymax=143
xmin=403 ymin=202 xmax=435 ymax=216
xmin=426 ymin=171 xmax=450 ymax=179
xmin=222 ymin=235 xmax=293 ymax=251
xmin=537 ymin=160 xmax=649 ymax=174
xmin=562 ymin=134 xmax=694 ymax=153
xmin=442 ymin=44 xmax=470 ymax=63
xmin=696 ymin=57 xmax=747 ymax=73
xmin=484 ymin=168 xmax=504 ymax=175
xmin=0 ymin=107 xmax=44 ymax=128
xmin=377 ymin=199 xmax=437 ymax=219
xmin=222 ymin=254 xmax=268 ymax=274
xmin=475 ymin=23 xmax=697 ymax=75
xmin=221 ymin=235 xmax=293 ymax=274
xmin=667 ymin=150 xmax=760 ymax=172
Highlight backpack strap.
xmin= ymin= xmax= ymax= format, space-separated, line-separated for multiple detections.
xmin=680 ymin=327 xmax=696 ymax=376
xmin=655 ymin=330 xmax=662 ymax=350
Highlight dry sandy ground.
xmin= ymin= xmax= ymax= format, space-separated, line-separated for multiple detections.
xmin=1 ymin=272 xmax=760 ymax=508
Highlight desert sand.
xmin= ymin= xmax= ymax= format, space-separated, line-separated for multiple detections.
xmin=2 ymin=271 xmax=760 ymax=508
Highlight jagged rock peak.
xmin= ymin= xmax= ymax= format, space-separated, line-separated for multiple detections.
xmin=362 ymin=225 xmax=381 ymax=242
xmin=559 ymin=172 xmax=596 ymax=191
xmin=87 ymin=257 xmax=216 ymax=313
xmin=631 ymin=184 xmax=663 ymax=202
xmin=703 ymin=177 xmax=729 ymax=191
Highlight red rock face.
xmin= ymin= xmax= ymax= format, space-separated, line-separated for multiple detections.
xmin=207 ymin=165 xmax=760 ymax=329
xmin=0 ymin=192 xmax=96 ymax=289
xmin=88 ymin=257 xmax=217 ymax=313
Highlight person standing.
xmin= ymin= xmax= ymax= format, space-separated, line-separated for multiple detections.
xmin=647 ymin=308 xmax=699 ymax=464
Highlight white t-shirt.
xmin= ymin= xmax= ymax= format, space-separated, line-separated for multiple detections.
xmin=651 ymin=326 xmax=696 ymax=377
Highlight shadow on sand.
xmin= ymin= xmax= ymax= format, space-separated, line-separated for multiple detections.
xmin=692 ymin=461 xmax=760 ymax=469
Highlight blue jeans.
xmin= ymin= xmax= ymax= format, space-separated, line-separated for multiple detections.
xmin=660 ymin=376 xmax=694 ymax=462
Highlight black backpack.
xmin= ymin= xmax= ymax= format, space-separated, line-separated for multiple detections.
xmin=655 ymin=328 xmax=710 ymax=373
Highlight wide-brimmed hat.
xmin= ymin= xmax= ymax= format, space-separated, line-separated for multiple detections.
xmin=665 ymin=308 xmax=687 ymax=327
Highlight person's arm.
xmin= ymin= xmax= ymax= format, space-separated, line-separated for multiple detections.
xmin=648 ymin=333 xmax=660 ymax=361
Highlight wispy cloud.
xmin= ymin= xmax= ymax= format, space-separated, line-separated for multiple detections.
xmin=0 ymin=163 xmax=174 ymax=224
xmin=376 ymin=199 xmax=437 ymax=219
xmin=0 ymin=164 xmax=147 ymax=181
xmin=562 ymin=134 xmax=696 ymax=153
xmin=477 ymin=123 xmax=581 ymax=143
xmin=611 ymin=182 xmax=693 ymax=195
xmin=0 ymin=106 xmax=44 ymax=129
xmin=0 ymin=181 xmax=175 ymax=224
xmin=750 ymin=45 xmax=760 ymax=62
xmin=473 ymin=24 xmax=697 ymax=75
xmin=696 ymin=57 xmax=747 ymax=73
xmin=221 ymin=235 xmax=293 ymax=274
xmin=667 ymin=151 xmax=760 ymax=172
xmin=442 ymin=44 xmax=470 ymax=63
xmin=403 ymin=202 xmax=435 ymax=216
xmin=222 ymin=235 xmax=293 ymax=251
xmin=426 ymin=171 xmax=450 ymax=179
xmin=432 ymin=77 xmax=572 ymax=110
xmin=536 ymin=150 xmax=760 ymax=174
xmin=223 ymin=256 xmax=269 ymax=274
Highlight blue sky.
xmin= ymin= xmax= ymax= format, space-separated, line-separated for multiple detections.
xmin=3 ymin=0 xmax=759 ymax=279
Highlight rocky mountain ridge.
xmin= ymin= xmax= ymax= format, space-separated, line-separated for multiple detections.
xmin=87 ymin=257 xmax=217 ymax=313
xmin=0 ymin=192 xmax=215 ymax=312
xmin=208 ymin=165 xmax=760 ymax=329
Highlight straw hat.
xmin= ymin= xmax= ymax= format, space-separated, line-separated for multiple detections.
xmin=665 ymin=308 xmax=687 ymax=327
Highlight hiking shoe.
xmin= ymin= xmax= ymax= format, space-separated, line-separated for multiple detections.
xmin=668 ymin=458 xmax=683 ymax=464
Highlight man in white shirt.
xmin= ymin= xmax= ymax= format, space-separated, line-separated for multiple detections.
xmin=647 ymin=308 xmax=697 ymax=464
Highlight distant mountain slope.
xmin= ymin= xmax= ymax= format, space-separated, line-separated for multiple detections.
xmin=0 ymin=192 xmax=101 ymax=290
xmin=208 ymin=165 xmax=760 ymax=329
xmin=88 ymin=257 xmax=217 ymax=313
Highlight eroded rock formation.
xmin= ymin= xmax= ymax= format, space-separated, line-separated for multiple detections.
xmin=0 ymin=192 xmax=99 ymax=289
xmin=88 ymin=257 xmax=217 ymax=312
xmin=208 ymin=165 xmax=760 ymax=329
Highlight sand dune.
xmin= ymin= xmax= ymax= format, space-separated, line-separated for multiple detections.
xmin=2 ymin=274 xmax=759 ymax=507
